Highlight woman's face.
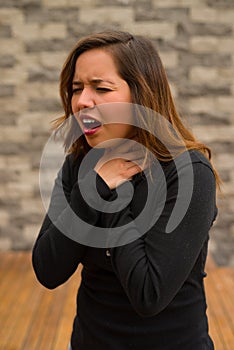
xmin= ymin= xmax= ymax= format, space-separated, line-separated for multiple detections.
xmin=71 ymin=48 xmax=135 ymax=148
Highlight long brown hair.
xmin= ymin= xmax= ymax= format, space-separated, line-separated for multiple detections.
xmin=54 ymin=30 xmax=221 ymax=188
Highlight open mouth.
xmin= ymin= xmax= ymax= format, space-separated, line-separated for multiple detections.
xmin=79 ymin=114 xmax=102 ymax=135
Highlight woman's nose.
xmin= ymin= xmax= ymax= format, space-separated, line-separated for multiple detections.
xmin=76 ymin=88 xmax=95 ymax=111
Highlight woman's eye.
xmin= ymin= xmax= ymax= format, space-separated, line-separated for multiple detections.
xmin=96 ymin=87 xmax=112 ymax=93
xmin=72 ymin=88 xmax=82 ymax=95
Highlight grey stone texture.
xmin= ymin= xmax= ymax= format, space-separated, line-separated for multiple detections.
xmin=0 ymin=0 xmax=233 ymax=265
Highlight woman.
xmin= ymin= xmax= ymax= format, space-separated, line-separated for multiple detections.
xmin=32 ymin=31 xmax=220 ymax=349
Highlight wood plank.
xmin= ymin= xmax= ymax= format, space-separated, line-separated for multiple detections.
xmin=0 ymin=253 xmax=31 ymax=349
xmin=52 ymin=267 xmax=81 ymax=350
xmin=210 ymin=268 xmax=234 ymax=350
xmin=22 ymin=283 xmax=58 ymax=350
xmin=3 ymin=258 xmax=44 ymax=349
xmin=37 ymin=284 xmax=69 ymax=350
xmin=205 ymin=272 xmax=226 ymax=350
xmin=205 ymin=268 xmax=234 ymax=350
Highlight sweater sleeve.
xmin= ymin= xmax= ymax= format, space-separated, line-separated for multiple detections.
xmin=32 ymin=154 xmax=113 ymax=289
xmin=109 ymin=160 xmax=217 ymax=317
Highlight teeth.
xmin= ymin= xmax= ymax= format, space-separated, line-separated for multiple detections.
xmin=83 ymin=119 xmax=96 ymax=124
xmin=81 ymin=116 xmax=101 ymax=130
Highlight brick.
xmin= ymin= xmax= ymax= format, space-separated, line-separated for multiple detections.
xmin=188 ymin=97 xmax=216 ymax=114
xmin=230 ymin=170 xmax=234 ymax=184
xmin=0 ymin=157 xmax=7 ymax=169
xmin=0 ymin=97 xmax=27 ymax=114
xmin=79 ymin=7 xmax=134 ymax=24
xmin=40 ymin=51 xmax=67 ymax=69
xmin=123 ymin=22 xmax=176 ymax=40
xmin=42 ymin=0 xmax=68 ymax=7
xmin=0 ymin=9 xmax=24 ymax=25
xmin=221 ymin=182 xmax=234 ymax=196
xmin=217 ymin=68 xmax=234 ymax=83
xmin=18 ymin=171 xmax=40 ymax=190
xmin=68 ymin=0 xmax=93 ymax=5
xmin=192 ymin=125 xmax=234 ymax=143
xmin=231 ymin=84 xmax=234 ymax=96
xmin=190 ymin=7 xmax=234 ymax=24
xmin=190 ymin=36 xmax=218 ymax=53
xmin=6 ymin=181 xmax=34 ymax=197
xmin=0 ymin=38 xmax=24 ymax=55
xmin=180 ymin=22 xmax=232 ymax=37
xmin=215 ymin=154 xmax=234 ymax=170
xmin=28 ymin=68 xmax=60 ymax=82
xmin=0 ymin=112 xmax=17 ymax=126
xmin=0 ymin=66 xmax=28 ymax=85
xmin=217 ymin=97 xmax=234 ymax=113
xmin=0 ymin=238 xmax=11 ymax=251
xmin=191 ymin=8 xmax=218 ymax=22
xmin=0 ymin=168 xmax=20 ymax=183
xmin=218 ymin=39 xmax=234 ymax=53
xmin=0 ymin=211 xmax=10 ymax=227
xmin=0 ymin=85 xmax=14 ymax=97
xmin=179 ymin=52 xmax=232 ymax=68
xmin=217 ymin=10 xmax=234 ymax=24
xmin=160 ymin=52 xmax=178 ymax=68
xmin=179 ymin=83 xmax=230 ymax=97
xmin=28 ymin=98 xmax=62 ymax=112
xmin=20 ymin=198 xmax=44 ymax=214
xmin=25 ymin=7 xmax=79 ymax=23
xmin=0 ymin=55 xmax=16 ymax=69
xmin=206 ymin=0 xmax=234 ymax=8
xmin=12 ymin=23 xmax=40 ymax=41
xmin=17 ymin=111 xmax=51 ymax=127
xmin=189 ymin=67 xmax=219 ymax=84
xmin=0 ymin=24 xmax=12 ymax=37
xmin=135 ymin=7 xmax=189 ymax=22
xmin=20 ymin=0 xmax=41 ymax=6
xmin=0 ymin=156 xmax=31 ymax=171
xmin=16 ymin=53 xmax=41 ymax=71
xmin=12 ymin=22 xmax=40 ymax=41
xmin=0 ymin=55 xmax=16 ymax=68
xmin=41 ymin=23 xmax=67 ymax=40
xmin=189 ymin=112 xmax=231 ymax=127
xmin=23 ymin=224 xmax=41 ymax=246
xmin=26 ymin=38 xmax=75 ymax=52
xmin=67 ymin=22 xmax=120 ymax=39
xmin=153 ymin=0 xmax=200 ymax=7
xmin=16 ymin=83 xmax=59 ymax=100
xmin=0 ymin=126 xmax=31 ymax=143
xmin=166 ymin=65 xmax=188 ymax=83
xmin=0 ymin=0 xmax=21 ymax=6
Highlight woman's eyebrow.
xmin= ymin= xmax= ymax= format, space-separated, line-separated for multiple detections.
xmin=72 ymin=79 xmax=115 ymax=85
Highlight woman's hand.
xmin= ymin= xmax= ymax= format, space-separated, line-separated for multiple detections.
xmin=94 ymin=140 xmax=147 ymax=190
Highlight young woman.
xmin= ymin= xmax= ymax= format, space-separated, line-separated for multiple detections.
xmin=32 ymin=31 xmax=220 ymax=350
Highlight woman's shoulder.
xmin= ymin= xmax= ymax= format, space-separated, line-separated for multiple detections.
xmin=157 ymin=149 xmax=215 ymax=186
xmin=162 ymin=149 xmax=213 ymax=171
xmin=188 ymin=149 xmax=213 ymax=170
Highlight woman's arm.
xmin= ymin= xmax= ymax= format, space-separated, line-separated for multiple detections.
xmin=32 ymin=154 xmax=113 ymax=289
xmin=107 ymin=158 xmax=217 ymax=316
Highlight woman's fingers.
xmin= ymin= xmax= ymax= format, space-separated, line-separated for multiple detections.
xmin=124 ymin=163 xmax=142 ymax=178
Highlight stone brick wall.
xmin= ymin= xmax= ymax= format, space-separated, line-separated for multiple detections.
xmin=0 ymin=0 xmax=233 ymax=265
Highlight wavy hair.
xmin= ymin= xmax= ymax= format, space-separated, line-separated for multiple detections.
xmin=53 ymin=30 xmax=221 ymax=188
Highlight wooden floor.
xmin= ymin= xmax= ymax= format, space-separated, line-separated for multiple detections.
xmin=0 ymin=252 xmax=234 ymax=350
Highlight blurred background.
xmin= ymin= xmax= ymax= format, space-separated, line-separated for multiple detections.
xmin=0 ymin=0 xmax=233 ymax=265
